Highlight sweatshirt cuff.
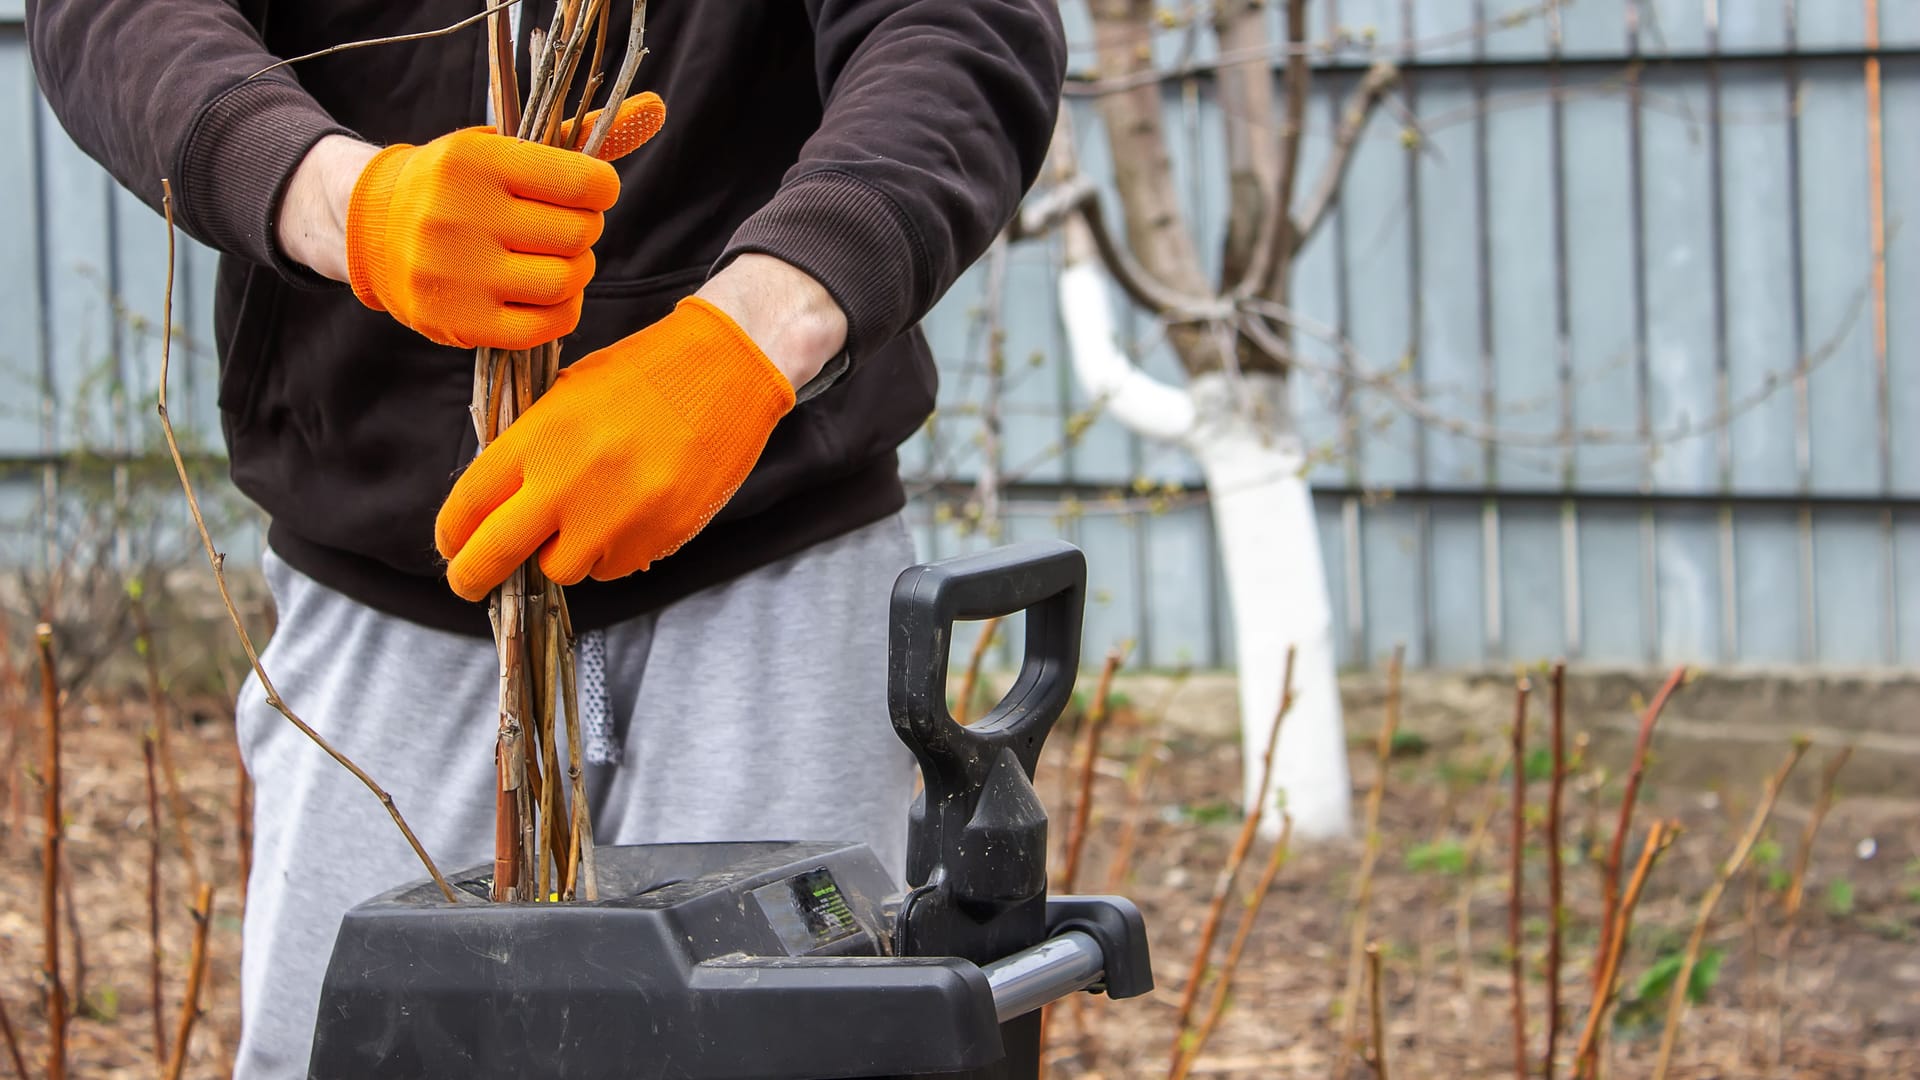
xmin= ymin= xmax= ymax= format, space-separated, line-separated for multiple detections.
xmin=713 ymin=170 xmax=927 ymax=363
xmin=175 ymin=77 xmax=356 ymax=287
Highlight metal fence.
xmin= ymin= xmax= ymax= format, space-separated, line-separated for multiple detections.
xmin=1 ymin=2 xmax=1916 ymax=672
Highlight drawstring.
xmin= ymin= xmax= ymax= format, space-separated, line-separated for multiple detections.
xmin=577 ymin=628 xmax=619 ymax=765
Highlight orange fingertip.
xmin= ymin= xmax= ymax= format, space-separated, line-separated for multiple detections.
xmin=589 ymin=92 xmax=667 ymax=162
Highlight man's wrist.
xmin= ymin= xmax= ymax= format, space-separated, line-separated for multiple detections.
xmin=694 ymin=254 xmax=848 ymax=389
xmin=276 ymin=134 xmax=380 ymax=283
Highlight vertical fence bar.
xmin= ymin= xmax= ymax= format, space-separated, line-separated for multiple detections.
xmin=1402 ymin=0 xmax=1434 ymax=666
xmin=1707 ymin=0 xmax=1739 ymax=662
xmin=1863 ymin=0 xmax=1898 ymax=663
xmin=1784 ymin=0 xmax=1818 ymax=661
xmin=1473 ymin=0 xmax=1503 ymax=658
xmin=1627 ymin=0 xmax=1661 ymax=662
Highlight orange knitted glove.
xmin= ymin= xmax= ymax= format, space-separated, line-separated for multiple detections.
xmin=344 ymin=93 xmax=666 ymax=351
xmin=433 ymin=296 xmax=796 ymax=600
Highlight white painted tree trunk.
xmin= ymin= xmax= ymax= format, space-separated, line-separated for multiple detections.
xmin=1187 ymin=373 xmax=1351 ymax=840
xmin=1057 ymin=254 xmax=1352 ymax=840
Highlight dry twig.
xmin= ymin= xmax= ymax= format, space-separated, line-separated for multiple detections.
xmin=1508 ymin=677 xmax=1530 ymax=1080
xmin=1165 ymin=645 xmax=1296 ymax=1070
xmin=1770 ymin=744 xmax=1852 ymax=1061
xmin=1574 ymin=820 xmax=1678 ymax=1078
xmin=1170 ymin=814 xmax=1294 ymax=1080
xmin=1544 ymin=662 xmax=1567 ymax=1080
xmin=37 ymin=623 xmax=66 ymax=1080
xmin=1058 ymin=645 xmax=1125 ymax=892
xmin=1334 ymin=644 xmax=1403 ymax=1073
xmin=0 ymin=994 xmax=24 ymax=1080
xmin=155 ymin=179 xmax=456 ymax=902
xmin=144 ymin=734 xmax=168 ymax=1065
xmin=1367 ymin=940 xmax=1390 ymax=1080
xmin=1651 ymin=741 xmax=1811 ymax=1080
xmin=162 ymin=884 xmax=215 ymax=1080
xmin=1595 ymin=665 xmax=1687 ymax=978
xmin=952 ymin=615 xmax=1003 ymax=726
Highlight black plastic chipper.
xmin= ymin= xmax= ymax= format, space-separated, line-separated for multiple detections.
xmin=306 ymin=540 xmax=1153 ymax=1078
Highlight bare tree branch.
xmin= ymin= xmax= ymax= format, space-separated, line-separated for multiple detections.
xmin=1286 ymin=60 xmax=1401 ymax=270
xmin=1087 ymin=0 xmax=1215 ymax=370
xmin=1214 ymin=0 xmax=1280 ymax=291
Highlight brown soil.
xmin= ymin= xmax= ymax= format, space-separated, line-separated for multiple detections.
xmin=2 ymin=690 xmax=1917 ymax=1079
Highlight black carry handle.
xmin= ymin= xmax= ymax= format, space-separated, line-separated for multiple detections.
xmin=887 ymin=539 xmax=1086 ymax=786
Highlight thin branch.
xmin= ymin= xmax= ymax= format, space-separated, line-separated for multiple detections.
xmin=1240 ymin=0 xmax=1307 ymax=299
xmin=1103 ymin=670 xmax=1187 ymax=893
xmin=1574 ymin=820 xmax=1678 ymax=1079
xmin=1281 ymin=60 xmax=1401 ymax=275
xmin=1167 ymin=645 xmax=1296 ymax=1070
xmin=37 ymin=623 xmax=66 ymax=1080
xmin=1334 ymin=643 xmax=1403 ymax=1075
xmin=1771 ymin=744 xmax=1852 ymax=1063
xmin=1595 ymin=665 xmax=1688 ymax=983
xmin=155 ymin=180 xmax=456 ymax=902
xmin=1545 ymin=661 xmax=1567 ymax=1080
xmin=132 ymin=587 xmax=200 ymax=885
xmin=1509 ymin=677 xmax=1531 ymax=1080
xmin=1169 ymin=813 xmax=1294 ymax=1080
xmin=144 ymin=735 xmax=168 ymax=1066
xmin=952 ymin=616 xmax=1003 ymax=726
xmin=1059 ymin=645 xmax=1126 ymax=893
xmin=580 ymin=2 xmax=650 ymax=157
xmin=1455 ymin=740 xmax=1516 ymax=1026
xmin=1367 ymin=940 xmax=1390 ymax=1080
xmin=1063 ymin=0 xmax=1568 ymax=97
xmin=0 ymin=994 xmax=21 ymax=1080
xmin=249 ymin=0 xmax=524 ymax=80
xmin=1651 ymin=741 xmax=1811 ymax=1080
xmin=162 ymin=884 xmax=214 ymax=1080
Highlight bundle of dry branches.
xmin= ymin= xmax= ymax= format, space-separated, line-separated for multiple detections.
xmin=474 ymin=0 xmax=649 ymax=904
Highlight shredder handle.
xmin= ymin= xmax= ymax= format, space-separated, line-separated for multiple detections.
xmin=981 ymin=931 xmax=1107 ymax=1022
xmin=886 ymin=538 xmax=1085 ymax=783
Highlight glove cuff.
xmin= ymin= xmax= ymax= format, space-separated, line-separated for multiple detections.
xmin=637 ymin=296 xmax=797 ymax=438
xmin=343 ymin=143 xmax=414 ymax=313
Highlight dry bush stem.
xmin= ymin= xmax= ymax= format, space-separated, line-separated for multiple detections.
xmin=162 ymin=883 xmax=215 ymax=1080
xmin=952 ymin=615 xmax=1002 ymax=726
xmin=1595 ymin=665 xmax=1687 ymax=976
xmin=1574 ymin=820 xmax=1677 ymax=1079
xmin=132 ymin=593 xmax=202 ymax=886
xmin=144 ymin=735 xmax=168 ymax=1065
xmin=1170 ymin=814 xmax=1294 ymax=1080
xmin=1368 ymin=941 xmax=1390 ymax=1080
xmin=1059 ymin=645 xmax=1125 ymax=892
xmin=1770 ymin=744 xmax=1852 ymax=1062
xmin=248 ymin=0 xmax=525 ymax=80
xmin=0 ymin=993 xmax=23 ymax=1080
xmin=1545 ymin=661 xmax=1566 ymax=1080
xmin=1650 ymin=740 xmax=1810 ymax=1080
xmin=37 ymin=624 xmax=66 ymax=1080
xmin=155 ymin=179 xmax=457 ymax=903
xmin=1102 ymin=671 xmax=1182 ymax=894
xmin=1165 ymin=644 xmax=1296 ymax=1069
xmin=1335 ymin=644 xmax=1403 ymax=1074
xmin=1456 ymin=741 xmax=1516 ymax=1022
xmin=1508 ymin=677 xmax=1530 ymax=1080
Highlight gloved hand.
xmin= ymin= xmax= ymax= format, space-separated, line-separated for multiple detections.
xmin=345 ymin=93 xmax=666 ymax=351
xmin=433 ymin=296 xmax=797 ymax=600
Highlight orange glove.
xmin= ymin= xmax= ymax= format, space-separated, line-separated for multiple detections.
xmin=433 ymin=296 xmax=796 ymax=600
xmin=345 ymin=93 xmax=666 ymax=351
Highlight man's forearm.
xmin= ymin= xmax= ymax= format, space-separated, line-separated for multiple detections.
xmin=694 ymin=253 xmax=847 ymax=391
xmin=278 ymin=134 xmax=380 ymax=283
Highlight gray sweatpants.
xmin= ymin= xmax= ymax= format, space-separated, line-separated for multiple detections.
xmin=232 ymin=513 xmax=920 ymax=1079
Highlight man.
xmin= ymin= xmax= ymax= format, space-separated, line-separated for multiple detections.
xmin=26 ymin=1 xmax=1067 ymax=1074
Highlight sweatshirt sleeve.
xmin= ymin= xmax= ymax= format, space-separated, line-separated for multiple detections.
xmin=24 ymin=0 xmax=355 ymax=282
xmin=713 ymin=0 xmax=1068 ymax=362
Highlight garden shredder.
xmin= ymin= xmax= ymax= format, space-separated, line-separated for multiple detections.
xmin=305 ymin=539 xmax=1154 ymax=1078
